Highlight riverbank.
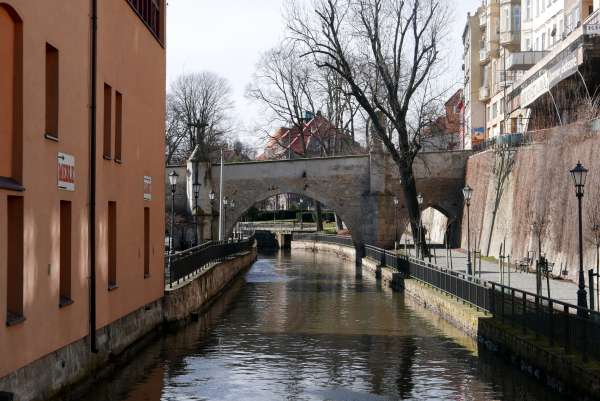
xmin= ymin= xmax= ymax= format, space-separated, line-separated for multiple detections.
xmin=292 ymin=239 xmax=600 ymax=400
xmin=0 ymin=247 xmax=257 ymax=401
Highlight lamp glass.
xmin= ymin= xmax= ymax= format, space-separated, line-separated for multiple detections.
xmin=168 ymin=171 xmax=179 ymax=186
xmin=193 ymin=182 xmax=200 ymax=197
xmin=462 ymin=185 xmax=473 ymax=201
xmin=223 ymin=197 xmax=229 ymax=206
xmin=417 ymin=193 xmax=423 ymax=205
xmin=570 ymin=162 xmax=588 ymax=189
xmin=393 ymin=197 xmax=399 ymax=206
xmin=209 ymin=190 xmax=215 ymax=201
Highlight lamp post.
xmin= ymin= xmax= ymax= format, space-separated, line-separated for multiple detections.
xmin=223 ymin=196 xmax=229 ymax=240
xmin=393 ymin=196 xmax=399 ymax=250
xmin=192 ymin=182 xmax=200 ymax=246
xmin=209 ymin=190 xmax=216 ymax=240
xmin=168 ymin=171 xmax=179 ymax=256
xmin=417 ymin=193 xmax=423 ymax=259
xmin=299 ymin=198 xmax=304 ymax=230
xmin=463 ymin=185 xmax=473 ymax=276
xmin=570 ymin=161 xmax=589 ymax=315
xmin=592 ymin=223 xmax=600 ymax=311
xmin=230 ymin=199 xmax=236 ymax=239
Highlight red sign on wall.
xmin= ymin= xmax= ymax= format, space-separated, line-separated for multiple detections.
xmin=58 ymin=153 xmax=75 ymax=191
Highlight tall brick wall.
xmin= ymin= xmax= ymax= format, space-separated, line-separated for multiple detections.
xmin=463 ymin=119 xmax=600 ymax=281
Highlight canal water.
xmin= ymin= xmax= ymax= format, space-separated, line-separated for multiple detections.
xmin=85 ymin=250 xmax=567 ymax=401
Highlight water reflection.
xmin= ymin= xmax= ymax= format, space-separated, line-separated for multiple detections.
xmin=85 ymin=250 xmax=567 ymax=401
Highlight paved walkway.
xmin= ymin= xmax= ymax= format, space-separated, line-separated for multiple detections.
xmin=406 ymin=247 xmax=586 ymax=307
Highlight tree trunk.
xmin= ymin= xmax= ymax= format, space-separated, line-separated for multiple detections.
xmin=399 ymin=166 xmax=429 ymax=257
xmin=315 ymin=201 xmax=324 ymax=231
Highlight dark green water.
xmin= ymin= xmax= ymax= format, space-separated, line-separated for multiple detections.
xmin=84 ymin=250 xmax=567 ymax=401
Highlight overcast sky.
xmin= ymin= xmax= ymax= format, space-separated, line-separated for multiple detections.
xmin=166 ymin=0 xmax=482 ymax=149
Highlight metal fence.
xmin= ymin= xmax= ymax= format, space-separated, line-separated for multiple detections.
xmin=292 ymin=232 xmax=355 ymax=247
xmin=297 ymin=235 xmax=600 ymax=359
xmin=165 ymin=236 xmax=255 ymax=287
xmin=490 ymin=282 xmax=600 ymax=361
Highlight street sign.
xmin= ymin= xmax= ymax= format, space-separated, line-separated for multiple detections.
xmin=144 ymin=176 xmax=152 ymax=201
xmin=58 ymin=152 xmax=75 ymax=191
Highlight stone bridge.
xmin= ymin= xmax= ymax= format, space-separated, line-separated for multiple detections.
xmin=182 ymin=150 xmax=471 ymax=250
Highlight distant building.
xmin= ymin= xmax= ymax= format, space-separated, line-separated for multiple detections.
xmin=463 ymin=0 xmax=600 ymax=146
xmin=257 ymin=112 xmax=363 ymax=160
xmin=421 ymin=90 xmax=464 ymax=151
xmin=257 ymin=112 xmax=363 ymax=211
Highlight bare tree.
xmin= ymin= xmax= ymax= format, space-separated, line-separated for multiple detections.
xmin=165 ymin=71 xmax=233 ymax=165
xmin=288 ymin=0 xmax=449 ymax=252
xmin=587 ymin=185 xmax=600 ymax=309
xmin=485 ymin=144 xmax=516 ymax=256
xmin=247 ymin=44 xmax=316 ymax=156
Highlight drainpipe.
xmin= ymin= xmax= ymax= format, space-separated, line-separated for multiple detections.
xmin=89 ymin=0 xmax=99 ymax=353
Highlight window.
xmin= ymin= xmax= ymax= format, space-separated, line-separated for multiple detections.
xmin=526 ymin=0 xmax=531 ymax=21
xmin=526 ymin=38 xmax=531 ymax=51
xmin=541 ymin=32 xmax=546 ymax=50
xmin=59 ymin=201 xmax=72 ymax=306
xmin=536 ymin=0 xmax=539 ymax=16
xmin=45 ymin=44 xmax=59 ymax=139
xmin=6 ymin=196 xmax=24 ymax=325
xmin=514 ymin=6 xmax=521 ymax=32
xmin=115 ymin=91 xmax=123 ymax=162
xmin=103 ymin=84 xmax=112 ymax=159
xmin=144 ymin=207 xmax=150 ymax=278
xmin=108 ymin=201 xmax=117 ymax=289
xmin=126 ymin=0 xmax=162 ymax=41
xmin=0 ymin=5 xmax=22 ymax=187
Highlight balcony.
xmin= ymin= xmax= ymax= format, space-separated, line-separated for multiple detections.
xmin=500 ymin=30 xmax=521 ymax=47
xmin=479 ymin=86 xmax=490 ymax=101
xmin=479 ymin=12 xmax=487 ymax=28
xmin=479 ymin=48 xmax=490 ymax=64
xmin=506 ymin=51 xmax=548 ymax=71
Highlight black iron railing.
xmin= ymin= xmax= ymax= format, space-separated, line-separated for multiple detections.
xmin=294 ymin=234 xmax=600 ymax=359
xmin=293 ymin=232 xmax=355 ymax=247
xmin=165 ymin=236 xmax=254 ymax=287
xmin=490 ymin=282 xmax=600 ymax=361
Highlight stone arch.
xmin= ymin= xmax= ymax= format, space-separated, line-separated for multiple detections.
xmin=0 ymin=2 xmax=23 ymax=186
xmin=420 ymin=203 xmax=461 ymax=248
xmin=222 ymin=185 xmax=365 ymax=247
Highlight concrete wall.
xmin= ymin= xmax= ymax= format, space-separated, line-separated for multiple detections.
xmin=462 ymin=120 xmax=600 ymax=281
xmin=0 ymin=249 xmax=257 ymax=401
xmin=0 ymin=0 xmax=166 ymax=381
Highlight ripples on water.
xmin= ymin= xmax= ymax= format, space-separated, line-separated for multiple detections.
xmin=84 ymin=250 xmax=568 ymax=401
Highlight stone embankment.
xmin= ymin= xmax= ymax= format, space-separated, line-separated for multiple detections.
xmin=462 ymin=119 xmax=600 ymax=282
xmin=0 ymin=247 xmax=257 ymax=401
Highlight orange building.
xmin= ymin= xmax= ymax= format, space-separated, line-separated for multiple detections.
xmin=0 ymin=0 xmax=166 ymax=394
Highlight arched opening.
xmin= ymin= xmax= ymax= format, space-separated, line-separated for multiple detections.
xmin=397 ymin=205 xmax=452 ymax=248
xmin=0 ymin=3 xmax=23 ymax=187
xmin=420 ymin=206 xmax=450 ymax=245
xmin=223 ymin=192 xmax=356 ymax=246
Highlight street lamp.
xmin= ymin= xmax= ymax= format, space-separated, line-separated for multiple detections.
xmin=393 ymin=196 xmax=399 ymax=250
xmin=168 ymin=171 xmax=179 ymax=255
xmin=230 ymin=199 xmax=236 ymax=239
xmin=417 ymin=193 xmax=424 ymax=259
xmin=192 ymin=182 xmax=200 ymax=246
xmin=223 ymin=196 xmax=229 ymax=240
xmin=463 ymin=185 xmax=473 ymax=276
xmin=208 ymin=190 xmax=216 ymax=240
xmin=299 ymin=198 xmax=304 ymax=230
xmin=570 ymin=161 xmax=589 ymax=315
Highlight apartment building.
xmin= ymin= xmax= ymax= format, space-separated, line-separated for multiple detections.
xmin=462 ymin=11 xmax=486 ymax=149
xmin=0 ymin=0 xmax=166 ymax=390
xmin=463 ymin=0 xmax=599 ymax=146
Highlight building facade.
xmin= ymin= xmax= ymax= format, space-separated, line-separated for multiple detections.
xmin=463 ymin=0 xmax=599 ymax=146
xmin=0 ymin=0 xmax=165 ymax=383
